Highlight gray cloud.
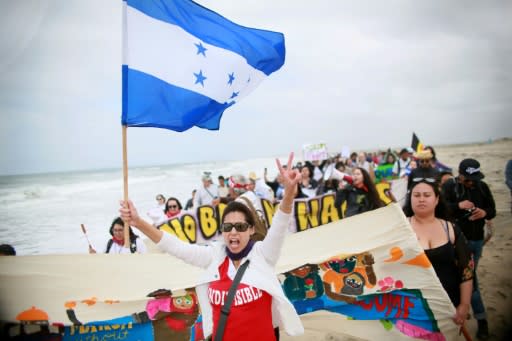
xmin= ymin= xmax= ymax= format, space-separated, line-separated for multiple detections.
xmin=0 ymin=0 xmax=510 ymax=175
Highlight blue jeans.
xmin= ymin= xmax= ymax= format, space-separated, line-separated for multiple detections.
xmin=467 ymin=239 xmax=487 ymax=320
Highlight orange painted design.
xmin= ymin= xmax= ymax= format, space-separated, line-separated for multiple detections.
xmin=16 ymin=306 xmax=49 ymax=321
xmin=403 ymin=252 xmax=432 ymax=268
xmin=64 ymin=301 xmax=77 ymax=309
xmin=104 ymin=299 xmax=120 ymax=304
xmin=384 ymin=246 xmax=404 ymax=262
xmin=81 ymin=297 xmax=98 ymax=306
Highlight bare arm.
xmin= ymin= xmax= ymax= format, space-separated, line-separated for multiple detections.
xmin=119 ymin=200 xmax=213 ymax=267
xmin=454 ymin=280 xmax=472 ymax=325
xmin=119 ymin=200 xmax=163 ymax=243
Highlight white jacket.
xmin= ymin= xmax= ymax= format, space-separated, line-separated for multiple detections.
xmin=156 ymin=209 xmax=304 ymax=338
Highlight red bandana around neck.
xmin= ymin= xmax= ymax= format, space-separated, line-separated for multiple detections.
xmin=112 ymin=237 xmax=124 ymax=246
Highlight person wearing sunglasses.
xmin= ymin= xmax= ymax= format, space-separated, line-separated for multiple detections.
xmin=164 ymin=197 xmax=183 ymax=219
xmin=441 ymin=158 xmax=496 ymax=340
xmin=403 ymin=172 xmax=473 ymax=332
xmin=89 ymin=217 xmax=147 ymax=254
xmin=155 ymin=194 xmax=166 ymax=211
xmin=119 ymin=153 xmax=304 ymax=340
xmin=407 ymin=149 xmax=440 ymax=190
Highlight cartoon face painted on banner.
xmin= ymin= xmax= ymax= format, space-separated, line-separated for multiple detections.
xmin=283 ymin=264 xmax=325 ymax=302
xmin=321 ymin=251 xmax=376 ymax=303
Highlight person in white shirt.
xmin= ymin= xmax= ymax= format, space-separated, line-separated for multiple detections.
xmin=89 ymin=217 xmax=147 ymax=254
xmin=193 ymin=172 xmax=219 ymax=208
xmin=392 ymin=148 xmax=412 ymax=178
xmin=217 ymin=175 xmax=229 ymax=199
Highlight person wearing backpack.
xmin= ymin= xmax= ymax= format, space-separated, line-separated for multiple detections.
xmin=89 ymin=217 xmax=147 ymax=254
xmin=442 ymin=158 xmax=496 ymax=340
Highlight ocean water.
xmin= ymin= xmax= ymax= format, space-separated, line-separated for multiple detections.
xmin=0 ymin=157 xmax=279 ymax=255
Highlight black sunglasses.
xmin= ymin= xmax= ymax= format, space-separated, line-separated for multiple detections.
xmin=220 ymin=222 xmax=251 ymax=233
xmin=412 ymin=177 xmax=436 ymax=183
xmin=167 ymin=205 xmax=178 ymax=209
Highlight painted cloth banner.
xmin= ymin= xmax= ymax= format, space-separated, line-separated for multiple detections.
xmin=0 ymin=204 xmax=463 ymax=340
xmin=122 ymin=0 xmax=285 ymax=132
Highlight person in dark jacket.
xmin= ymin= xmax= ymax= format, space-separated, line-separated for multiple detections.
xmin=335 ymin=167 xmax=384 ymax=218
xmin=442 ymin=158 xmax=496 ymax=340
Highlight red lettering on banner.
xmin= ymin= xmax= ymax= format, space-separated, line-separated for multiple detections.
xmin=387 ymin=294 xmax=401 ymax=318
xmin=354 ymin=293 xmax=414 ymax=319
xmin=402 ymin=296 xmax=414 ymax=319
xmin=374 ymin=295 xmax=387 ymax=312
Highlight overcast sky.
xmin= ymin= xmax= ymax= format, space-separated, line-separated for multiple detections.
xmin=0 ymin=0 xmax=511 ymax=175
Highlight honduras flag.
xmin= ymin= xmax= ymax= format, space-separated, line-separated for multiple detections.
xmin=122 ymin=0 xmax=286 ymax=132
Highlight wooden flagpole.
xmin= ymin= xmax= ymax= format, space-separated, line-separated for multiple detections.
xmin=122 ymin=125 xmax=130 ymax=247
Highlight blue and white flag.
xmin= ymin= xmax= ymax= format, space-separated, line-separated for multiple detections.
xmin=122 ymin=0 xmax=286 ymax=132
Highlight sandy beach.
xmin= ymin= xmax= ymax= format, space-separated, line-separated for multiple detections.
xmin=283 ymin=138 xmax=512 ymax=341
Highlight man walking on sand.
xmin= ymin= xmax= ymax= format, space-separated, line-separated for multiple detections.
xmin=442 ymin=158 xmax=496 ymax=340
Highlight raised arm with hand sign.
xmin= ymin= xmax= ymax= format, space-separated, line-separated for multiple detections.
xmin=118 ymin=152 xmax=304 ymax=339
xmin=275 ymin=152 xmax=302 ymax=214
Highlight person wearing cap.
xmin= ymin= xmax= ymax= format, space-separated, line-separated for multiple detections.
xmin=392 ymin=148 xmax=412 ymax=178
xmin=407 ymin=149 xmax=440 ymax=189
xmin=193 ymin=172 xmax=219 ymax=208
xmin=442 ymin=158 xmax=496 ymax=340
xmin=249 ymin=171 xmax=274 ymax=201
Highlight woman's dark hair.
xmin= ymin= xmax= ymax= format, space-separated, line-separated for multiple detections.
xmin=222 ymin=200 xmax=268 ymax=241
xmin=0 ymin=244 xmax=16 ymax=256
xmin=109 ymin=217 xmax=138 ymax=241
xmin=354 ymin=167 xmax=385 ymax=209
xmin=335 ymin=161 xmax=346 ymax=172
xmin=403 ymin=178 xmax=448 ymax=219
xmin=165 ymin=197 xmax=183 ymax=213
xmin=302 ymin=162 xmax=314 ymax=178
xmin=222 ymin=201 xmax=255 ymax=226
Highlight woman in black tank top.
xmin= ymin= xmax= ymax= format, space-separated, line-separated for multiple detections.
xmin=403 ymin=173 xmax=474 ymax=327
